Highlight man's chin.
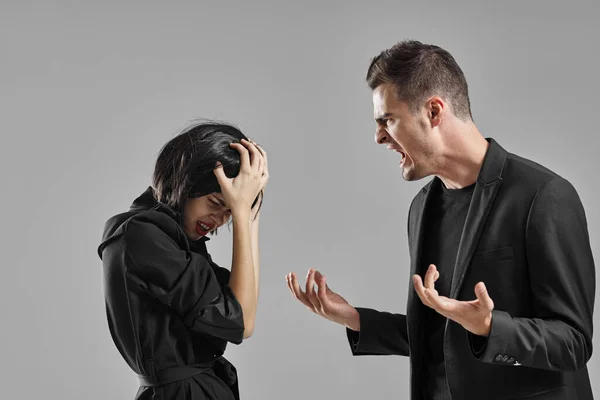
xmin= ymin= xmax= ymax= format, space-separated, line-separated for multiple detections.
xmin=401 ymin=166 xmax=426 ymax=182
xmin=401 ymin=167 xmax=415 ymax=181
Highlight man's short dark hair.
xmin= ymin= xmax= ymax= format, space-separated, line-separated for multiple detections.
xmin=366 ymin=40 xmax=472 ymax=121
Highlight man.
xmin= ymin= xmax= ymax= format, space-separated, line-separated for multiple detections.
xmin=286 ymin=40 xmax=596 ymax=399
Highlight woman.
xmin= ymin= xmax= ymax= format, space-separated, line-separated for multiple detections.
xmin=97 ymin=121 xmax=268 ymax=400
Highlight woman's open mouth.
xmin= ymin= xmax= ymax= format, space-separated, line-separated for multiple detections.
xmin=196 ymin=221 xmax=215 ymax=236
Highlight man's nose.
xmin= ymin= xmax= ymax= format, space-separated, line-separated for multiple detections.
xmin=375 ymin=127 xmax=388 ymax=144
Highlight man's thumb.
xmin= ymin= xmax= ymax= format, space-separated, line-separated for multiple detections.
xmin=475 ymin=282 xmax=494 ymax=310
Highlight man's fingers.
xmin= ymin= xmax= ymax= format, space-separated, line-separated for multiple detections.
xmin=424 ymin=289 xmax=459 ymax=319
xmin=412 ymin=275 xmax=432 ymax=308
xmin=314 ymin=271 xmax=329 ymax=307
xmin=425 ymin=264 xmax=437 ymax=289
xmin=289 ymin=272 xmax=314 ymax=311
xmin=290 ymin=272 xmax=306 ymax=301
xmin=314 ymin=270 xmax=335 ymax=295
xmin=305 ymin=269 xmax=321 ymax=312
xmin=286 ymin=273 xmax=299 ymax=299
xmin=286 ymin=273 xmax=294 ymax=296
xmin=305 ymin=268 xmax=314 ymax=296
xmin=475 ymin=282 xmax=494 ymax=310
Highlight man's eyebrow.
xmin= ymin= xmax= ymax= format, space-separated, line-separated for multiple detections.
xmin=374 ymin=113 xmax=392 ymax=124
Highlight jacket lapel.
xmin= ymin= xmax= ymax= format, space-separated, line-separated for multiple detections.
xmin=449 ymin=138 xmax=508 ymax=299
xmin=407 ymin=179 xmax=437 ymax=336
xmin=409 ymin=183 xmax=437 ymax=282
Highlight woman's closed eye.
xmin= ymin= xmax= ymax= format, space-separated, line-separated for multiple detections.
xmin=210 ymin=198 xmax=231 ymax=213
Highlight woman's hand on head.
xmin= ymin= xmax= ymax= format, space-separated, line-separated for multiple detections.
xmin=250 ymin=140 xmax=268 ymax=193
xmin=249 ymin=140 xmax=268 ymax=220
xmin=213 ymin=139 xmax=268 ymax=217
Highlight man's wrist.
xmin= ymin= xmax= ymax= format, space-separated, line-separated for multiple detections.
xmin=481 ymin=312 xmax=493 ymax=337
xmin=344 ymin=308 xmax=360 ymax=332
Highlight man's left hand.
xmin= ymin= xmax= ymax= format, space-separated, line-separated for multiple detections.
xmin=413 ymin=264 xmax=494 ymax=337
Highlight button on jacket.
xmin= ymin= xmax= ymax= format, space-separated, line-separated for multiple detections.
xmin=347 ymin=138 xmax=596 ymax=400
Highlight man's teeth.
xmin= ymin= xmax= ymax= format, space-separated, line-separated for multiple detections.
xmin=199 ymin=223 xmax=211 ymax=231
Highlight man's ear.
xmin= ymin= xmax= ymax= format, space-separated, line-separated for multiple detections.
xmin=428 ymin=96 xmax=444 ymax=128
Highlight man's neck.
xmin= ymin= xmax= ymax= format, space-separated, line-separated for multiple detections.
xmin=433 ymin=124 xmax=489 ymax=190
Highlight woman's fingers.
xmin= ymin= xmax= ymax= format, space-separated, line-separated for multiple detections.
xmin=251 ymin=140 xmax=268 ymax=177
xmin=254 ymin=142 xmax=268 ymax=167
xmin=240 ymin=139 xmax=262 ymax=173
xmin=213 ymin=162 xmax=231 ymax=188
xmin=230 ymin=142 xmax=251 ymax=171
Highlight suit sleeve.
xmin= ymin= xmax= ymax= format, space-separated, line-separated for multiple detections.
xmin=475 ymin=177 xmax=595 ymax=371
xmin=346 ymin=308 xmax=409 ymax=356
xmin=123 ymin=218 xmax=245 ymax=344
xmin=345 ymin=195 xmax=419 ymax=357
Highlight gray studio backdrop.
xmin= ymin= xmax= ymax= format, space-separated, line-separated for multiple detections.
xmin=2 ymin=0 xmax=598 ymax=399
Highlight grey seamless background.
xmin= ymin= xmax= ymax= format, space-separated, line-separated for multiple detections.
xmin=1 ymin=0 xmax=598 ymax=399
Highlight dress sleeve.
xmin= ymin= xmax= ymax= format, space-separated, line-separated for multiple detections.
xmin=123 ymin=216 xmax=245 ymax=344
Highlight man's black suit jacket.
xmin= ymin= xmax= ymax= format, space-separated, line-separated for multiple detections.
xmin=347 ymin=138 xmax=595 ymax=399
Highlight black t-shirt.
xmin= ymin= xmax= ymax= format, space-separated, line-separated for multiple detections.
xmin=420 ymin=181 xmax=474 ymax=400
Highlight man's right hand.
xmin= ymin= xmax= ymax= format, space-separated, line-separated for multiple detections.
xmin=286 ymin=268 xmax=360 ymax=332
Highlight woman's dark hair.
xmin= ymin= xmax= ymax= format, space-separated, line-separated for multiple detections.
xmin=152 ymin=120 xmax=263 ymax=220
xmin=366 ymin=40 xmax=472 ymax=121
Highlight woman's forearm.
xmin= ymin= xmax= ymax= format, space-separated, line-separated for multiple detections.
xmin=229 ymin=211 xmax=257 ymax=338
xmin=250 ymin=214 xmax=260 ymax=302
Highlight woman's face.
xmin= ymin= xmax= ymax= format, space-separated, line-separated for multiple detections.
xmin=181 ymin=192 xmax=231 ymax=240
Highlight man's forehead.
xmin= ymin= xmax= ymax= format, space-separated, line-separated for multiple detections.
xmin=372 ymin=91 xmax=385 ymax=115
xmin=373 ymin=86 xmax=407 ymax=117
xmin=373 ymin=85 xmax=396 ymax=108
xmin=373 ymin=87 xmax=395 ymax=116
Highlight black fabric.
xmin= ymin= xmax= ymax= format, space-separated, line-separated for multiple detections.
xmin=346 ymin=138 xmax=595 ymax=400
xmin=138 ymin=364 xmax=214 ymax=387
xmin=346 ymin=308 xmax=409 ymax=356
xmin=98 ymin=187 xmax=245 ymax=400
xmin=420 ymin=182 xmax=474 ymax=400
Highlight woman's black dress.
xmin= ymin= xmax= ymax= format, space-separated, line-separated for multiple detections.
xmin=98 ymin=187 xmax=245 ymax=399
